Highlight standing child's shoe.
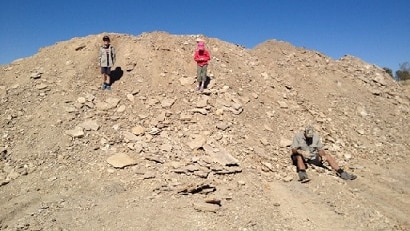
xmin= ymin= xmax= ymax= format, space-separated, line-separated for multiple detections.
xmin=196 ymin=85 xmax=201 ymax=91
xmin=101 ymin=83 xmax=106 ymax=90
xmin=105 ymin=85 xmax=111 ymax=90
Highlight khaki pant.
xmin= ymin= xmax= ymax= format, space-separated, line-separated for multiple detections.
xmin=197 ymin=65 xmax=208 ymax=83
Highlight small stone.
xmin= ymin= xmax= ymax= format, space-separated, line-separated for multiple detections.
xmin=344 ymin=153 xmax=352 ymax=160
xmin=125 ymin=63 xmax=136 ymax=72
xmin=196 ymin=98 xmax=208 ymax=108
xmin=106 ymin=98 xmax=121 ymax=106
xmin=30 ymin=73 xmax=41 ymax=79
xmin=193 ymin=202 xmax=220 ymax=213
xmin=215 ymin=108 xmax=224 ymax=116
xmin=131 ymin=126 xmax=145 ymax=136
xmin=356 ymin=129 xmax=365 ymax=135
xmin=160 ymin=143 xmax=173 ymax=152
xmin=117 ymin=105 xmax=126 ymax=113
xmin=78 ymin=120 xmax=100 ymax=131
xmin=279 ymin=137 xmax=292 ymax=148
xmin=75 ymin=44 xmax=86 ymax=51
xmin=180 ymin=113 xmax=192 ymax=121
xmin=161 ymin=98 xmax=176 ymax=108
xmin=65 ymin=127 xmax=84 ymax=138
xmin=260 ymin=138 xmax=269 ymax=146
xmin=148 ymin=127 xmax=161 ymax=135
xmin=277 ymin=101 xmax=288 ymax=109
xmin=216 ymin=122 xmax=230 ymax=131
xmin=189 ymin=108 xmax=208 ymax=115
xmin=186 ymin=135 xmax=207 ymax=150
xmin=126 ymin=94 xmax=135 ymax=102
xmin=77 ymin=97 xmax=86 ymax=104
xmin=231 ymin=103 xmax=242 ymax=111
xmin=123 ymin=131 xmax=139 ymax=142
xmin=179 ymin=77 xmax=194 ymax=86
xmin=282 ymin=176 xmax=293 ymax=182
xmin=36 ymin=83 xmax=48 ymax=90
xmin=261 ymin=162 xmax=274 ymax=171
xmin=7 ymin=170 xmax=20 ymax=180
xmin=142 ymin=172 xmax=156 ymax=179
xmin=106 ymin=153 xmax=137 ymax=168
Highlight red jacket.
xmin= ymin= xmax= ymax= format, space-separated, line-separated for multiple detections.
xmin=194 ymin=49 xmax=211 ymax=66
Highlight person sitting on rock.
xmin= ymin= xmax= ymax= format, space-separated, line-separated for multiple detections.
xmin=193 ymin=41 xmax=211 ymax=92
xmin=290 ymin=125 xmax=357 ymax=183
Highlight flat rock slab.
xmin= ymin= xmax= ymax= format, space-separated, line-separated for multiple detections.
xmin=193 ymin=202 xmax=220 ymax=213
xmin=186 ymin=135 xmax=207 ymax=150
xmin=279 ymin=137 xmax=292 ymax=148
xmin=203 ymin=143 xmax=239 ymax=166
xmin=131 ymin=126 xmax=145 ymax=136
xmin=179 ymin=77 xmax=194 ymax=86
xmin=161 ymin=98 xmax=176 ymax=108
xmin=78 ymin=120 xmax=100 ymax=131
xmin=65 ymin=127 xmax=84 ymax=138
xmin=107 ymin=153 xmax=137 ymax=168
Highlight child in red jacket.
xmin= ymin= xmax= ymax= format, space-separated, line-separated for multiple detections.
xmin=194 ymin=41 xmax=211 ymax=92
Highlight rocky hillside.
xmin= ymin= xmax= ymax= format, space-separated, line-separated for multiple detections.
xmin=0 ymin=32 xmax=409 ymax=231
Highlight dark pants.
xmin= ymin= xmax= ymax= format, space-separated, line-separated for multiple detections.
xmin=101 ymin=67 xmax=111 ymax=75
xmin=291 ymin=153 xmax=323 ymax=170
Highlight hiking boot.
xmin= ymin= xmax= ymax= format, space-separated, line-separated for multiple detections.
xmin=298 ymin=171 xmax=310 ymax=183
xmin=337 ymin=171 xmax=357 ymax=180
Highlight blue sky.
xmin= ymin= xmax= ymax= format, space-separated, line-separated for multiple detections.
xmin=1 ymin=0 xmax=409 ymax=72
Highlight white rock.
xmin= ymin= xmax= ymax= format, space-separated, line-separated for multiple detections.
xmin=117 ymin=105 xmax=126 ymax=113
xmin=131 ymin=126 xmax=145 ymax=136
xmin=344 ymin=153 xmax=352 ymax=160
xmin=277 ymin=101 xmax=288 ymax=109
xmin=30 ymin=73 xmax=41 ymax=79
xmin=77 ymin=97 xmax=86 ymax=104
xmin=126 ymin=94 xmax=135 ymax=102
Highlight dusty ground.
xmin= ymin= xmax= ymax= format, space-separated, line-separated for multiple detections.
xmin=0 ymin=32 xmax=409 ymax=231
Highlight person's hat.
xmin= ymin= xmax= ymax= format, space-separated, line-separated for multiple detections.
xmin=197 ymin=41 xmax=205 ymax=50
xmin=304 ymin=125 xmax=314 ymax=138
xmin=103 ymin=35 xmax=110 ymax=41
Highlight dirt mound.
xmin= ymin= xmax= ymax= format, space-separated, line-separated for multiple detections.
xmin=0 ymin=32 xmax=409 ymax=231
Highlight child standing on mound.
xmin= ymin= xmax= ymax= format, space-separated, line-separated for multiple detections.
xmin=99 ymin=35 xmax=116 ymax=90
xmin=193 ymin=41 xmax=211 ymax=92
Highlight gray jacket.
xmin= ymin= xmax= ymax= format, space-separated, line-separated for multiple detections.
xmin=99 ymin=45 xmax=116 ymax=67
